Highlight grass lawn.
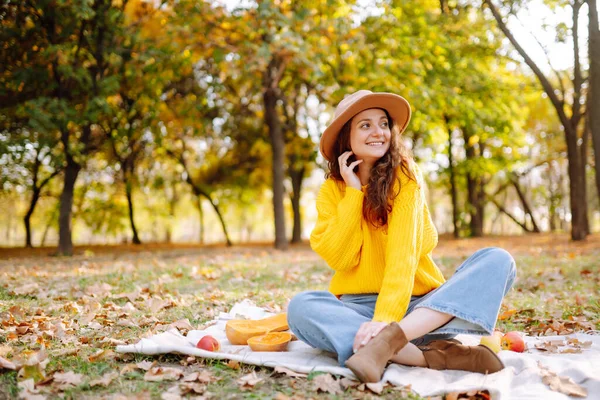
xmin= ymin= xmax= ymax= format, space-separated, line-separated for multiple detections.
xmin=1 ymin=233 xmax=599 ymax=399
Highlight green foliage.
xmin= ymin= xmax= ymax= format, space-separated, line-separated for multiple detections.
xmin=0 ymin=0 xmax=595 ymax=244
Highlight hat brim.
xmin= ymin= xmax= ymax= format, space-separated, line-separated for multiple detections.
xmin=319 ymin=93 xmax=411 ymax=162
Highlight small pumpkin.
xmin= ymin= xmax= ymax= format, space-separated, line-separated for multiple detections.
xmin=225 ymin=313 xmax=288 ymax=345
xmin=247 ymin=332 xmax=292 ymax=352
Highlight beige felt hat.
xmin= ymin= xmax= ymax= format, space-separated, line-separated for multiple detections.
xmin=319 ymin=90 xmax=411 ymax=161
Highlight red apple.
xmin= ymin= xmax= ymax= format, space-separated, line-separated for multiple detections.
xmin=196 ymin=335 xmax=220 ymax=352
xmin=501 ymin=331 xmax=525 ymax=352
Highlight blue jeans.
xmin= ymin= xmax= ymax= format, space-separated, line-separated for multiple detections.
xmin=287 ymin=247 xmax=517 ymax=366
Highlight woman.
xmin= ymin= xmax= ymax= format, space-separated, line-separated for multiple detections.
xmin=287 ymin=90 xmax=517 ymax=383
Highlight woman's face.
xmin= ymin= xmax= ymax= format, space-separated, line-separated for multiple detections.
xmin=349 ymin=108 xmax=391 ymax=163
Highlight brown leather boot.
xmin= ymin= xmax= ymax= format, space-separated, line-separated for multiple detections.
xmin=420 ymin=339 xmax=504 ymax=374
xmin=345 ymin=323 xmax=408 ymax=383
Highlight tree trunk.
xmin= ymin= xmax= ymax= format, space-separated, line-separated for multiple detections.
xmin=263 ymin=57 xmax=288 ymax=250
xmin=58 ymin=160 xmax=81 ymax=255
xmin=463 ymin=128 xmax=484 ymax=237
xmin=24 ymin=188 xmax=41 ymax=248
xmin=565 ymin=125 xmax=587 ymax=240
xmin=289 ymin=166 xmax=304 ymax=244
xmin=445 ymin=117 xmax=460 ymax=238
xmin=197 ymin=195 xmax=204 ymax=244
xmin=588 ymin=0 xmax=600 ymax=213
xmin=547 ymin=162 xmax=563 ymax=232
xmin=125 ymin=177 xmax=141 ymax=245
xmin=581 ymin=121 xmax=591 ymax=235
xmin=165 ymin=188 xmax=178 ymax=243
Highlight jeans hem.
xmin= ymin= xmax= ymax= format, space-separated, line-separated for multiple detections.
xmin=413 ymin=303 xmax=494 ymax=335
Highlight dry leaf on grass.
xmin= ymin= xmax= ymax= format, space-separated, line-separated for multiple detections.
xmin=180 ymin=382 xmax=207 ymax=395
xmin=89 ymin=349 xmax=114 ymax=362
xmin=116 ymin=319 xmax=137 ymax=327
xmin=498 ymin=309 xmax=517 ymax=320
xmin=89 ymin=371 xmax=119 ymax=387
xmin=366 ymin=381 xmax=387 ymax=394
xmin=15 ymin=349 xmax=48 ymax=383
xmin=12 ymin=283 xmax=40 ymax=296
xmin=538 ymin=362 xmax=587 ymax=398
xmin=18 ymin=378 xmax=46 ymax=400
xmin=136 ymin=360 xmax=156 ymax=371
xmin=436 ymin=390 xmax=491 ymax=400
xmin=311 ymin=373 xmax=342 ymax=394
xmin=0 ymin=345 xmax=13 ymax=357
xmin=51 ymin=348 xmax=79 ymax=357
xmin=146 ymin=297 xmax=172 ymax=314
xmin=340 ymin=377 xmax=360 ymax=389
xmin=226 ymin=360 xmax=240 ymax=370
xmin=0 ymin=356 xmax=16 ymax=370
xmin=144 ymin=366 xmax=184 ymax=382
xmin=237 ymin=371 xmax=263 ymax=389
xmin=53 ymin=371 xmax=84 ymax=390
xmin=120 ymin=363 xmax=141 ymax=375
xmin=273 ymin=366 xmax=307 ymax=378
xmin=160 ymin=387 xmax=182 ymax=400
xmin=169 ymin=319 xmax=193 ymax=333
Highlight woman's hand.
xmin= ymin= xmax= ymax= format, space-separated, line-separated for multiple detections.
xmin=338 ymin=151 xmax=363 ymax=191
xmin=353 ymin=321 xmax=388 ymax=353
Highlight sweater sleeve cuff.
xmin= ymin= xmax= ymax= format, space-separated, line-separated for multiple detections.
xmin=342 ymin=187 xmax=364 ymax=203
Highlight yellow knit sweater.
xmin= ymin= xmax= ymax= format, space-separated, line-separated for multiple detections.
xmin=310 ymin=163 xmax=446 ymax=323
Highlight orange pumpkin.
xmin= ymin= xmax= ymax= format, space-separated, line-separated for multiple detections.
xmin=225 ymin=313 xmax=288 ymax=345
xmin=247 ymin=332 xmax=292 ymax=352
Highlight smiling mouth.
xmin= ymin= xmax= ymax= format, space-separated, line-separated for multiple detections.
xmin=367 ymin=142 xmax=385 ymax=146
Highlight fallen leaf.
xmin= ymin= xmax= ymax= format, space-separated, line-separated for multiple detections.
xmin=51 ymin=348 xmax=79 ymax=357
xmin=15 ymin=349 xmax=48 ymax=383
xmin=13 ymin=283 xmax=40 ymax=296
xmin=273 ymin=366 xmax=307 ymax=378
xmin=0 ymin=345 xmax=13 ymax=357
xmin=311 ymin=373 xmax=341 ymax=394
xmin=89 ymin=349 xmax=114 ymax=362
xmin=136 ymin=360 xmax=156 ymax=370
xmin=18 ymin=378 xmax=46 ymax=400
xmin=169 ymin=319 xmax=193 ymax=333
xmin=226 ymin=360 xmax=240 ymax=370
xmin=120 ymin=363 xmax=142 ymax=375
xmin=116 ymin=319 xmax=137 ymax=327
xmin=538 ymin=362 xmax=587 ymax=398
xmin=196 ymin=369 xmax=216 ymax=383
xmin=237 ymin=371 xmax=263 ymax=388
xmin=85 ymin=283 xmax=113 ymax=298
xmin=180 ymin=382 xmax=207 ymax=395
xmin=53 ymin=371 xmax=84 ymax=389
xmin=161 ymin=385 xmax=182 ymax=400
xmin=144 ymin=366 xmax=184 ymax=382
xmin=366 ymin=381 xmax=386 ymax=394
xmin=146 ymin=297 xmax=171 ymax=313
xmin=89 ymin=371 xmax=119 ymax=387
xmin=498 ymin=309 xmax=517 ymax=320
xmin=340 ymin=377 xmax=360 ymax=389
xmin=0 ymin=356 xmax=16 ymax=370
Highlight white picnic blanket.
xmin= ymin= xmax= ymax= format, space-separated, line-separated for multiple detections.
xmin=116 ymin=300 xmax=600 ymax=399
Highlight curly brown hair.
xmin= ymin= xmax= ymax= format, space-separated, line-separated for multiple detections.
xmin=325 ymin=109 xmax=416 ymax=228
